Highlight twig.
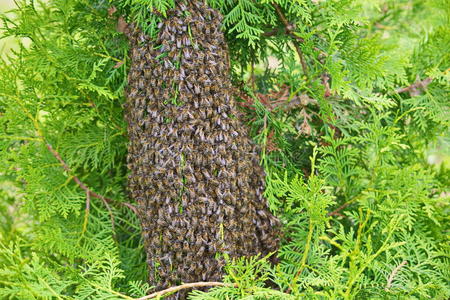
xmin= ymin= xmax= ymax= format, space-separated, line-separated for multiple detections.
xmin=10 ymin=93 xmax=136 ymax=228
xmin=45 ymin=143 xmax=115 ymax=205
xmin=82 ymin=190 xmax=91 ymax=234
xmin=247 ymin=60 xmax=256 ymax=91
xmin=327 ymin=194 xmax=362 ymax=217
xmin=292 ymin=43 xmax=308 ymax=77
xmin=123 ymin=202 xmax=139 ymax=215
xmin=135 ymin=282 xmax=237 ymax=300
xmin=101 ymin=194 xmax=117 ymax=239
xmin=396 ymin=77 xmax=432 ymax=96
xmin=327 ymin=201 xmax=351 ymax=217
xmin=272 ymin=3 xmax=308 ymax=76
xmin=321 ymin=73 xmax=331 ymax=97
xmin=385 ymin=261 xmax=407 ymax=291
xmin=272 ymin=3 xmax=296 ymax=35
xmin=262 ymin=27 xmax=281 ymax=37
xmin=45 ymin=143 xmax=128 ymax=235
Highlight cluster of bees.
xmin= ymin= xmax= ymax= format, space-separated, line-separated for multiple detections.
xmin=124 ymin=1 xmax=280 ymax=298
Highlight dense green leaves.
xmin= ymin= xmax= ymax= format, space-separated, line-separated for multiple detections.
xmin=0 ymin=0 xmax=145 ymax=298
xmin=1 ymin=0 xmax=449 ymax=299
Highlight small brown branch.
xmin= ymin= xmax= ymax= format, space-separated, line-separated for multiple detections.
xmin=45 ymin=143 xmax=128 ymax=209
xmin=135 ymin=282 xmax=237 ymax=300
xmin=272 ymin=3 xmax=308 ymax=76
xmin=45 ymin=144 xmax=114 ymax=203
xmin=327 ymin=194 xmax=361 ymax=217
xmin=327 ymin=192 xmax=365 ymax=217
xmin=45 ymin=143 xmax=134 ymax=235
xmin=13 ymin=93 xmax=136 ymax=224
xmin=262 ymin=27 xmax=281 ymax=37
xmin=385 ymin=261 xmax=407 ymax=291
xmin=101 ymin=194 xmax=116 ymax=238
xmin=321 ymin=73 xmax=331 ymax=97
xmin=82 ymin=190 xmax=91 ymax=234
xmin=123 ymin=202 xmax=139 ymax=215
xmin=327 ymin=201 xmax=351 ymax=217
xmin=396 ymin=77 xmax=432 ymax=96
xmin=273 ymin=3 xmax=291 ymax=31
xmin=293 ymin=43 xmax=308 ymax=77
xmin=248 ymin=60 xmax=256 ymax=91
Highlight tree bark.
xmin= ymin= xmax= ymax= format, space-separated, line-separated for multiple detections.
xmin=124 ymin=2 xmax=280 ymax=298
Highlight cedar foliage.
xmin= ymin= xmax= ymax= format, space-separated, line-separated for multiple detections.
xmin=0 ymin=0 xmax=449 ymax=299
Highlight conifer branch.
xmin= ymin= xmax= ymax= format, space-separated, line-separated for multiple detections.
xmin=45 ymin=142 xmax=125 ymax=238
xmin=1 ymin=1 xmax=448 ymax=298
xmin=287 ymin=220 xmax=314 ymax=293
xmin=11 ymin=92 xmax=123 ymax=210
xmin=45 ymin=143 xmax=115 ymax=205
xmin=272 ymin=3 xmax=308 ymax=76
xmin=135 ymin=282 xmax=237 ymax=300
xmin=10 ymin=91 xmax=136 ymax=226
xmin=45 ymin=143 xmax=119 ymax=232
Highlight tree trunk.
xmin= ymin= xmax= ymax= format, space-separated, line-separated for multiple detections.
xmin=125 ymin=1 xmax=280 ymax=298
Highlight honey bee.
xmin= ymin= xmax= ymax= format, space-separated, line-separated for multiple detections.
xmin=176 ymin=38 xmax=182 ymax=49
xmin=183 ymin=35 xmax=191 ymax=46
xmin=182 ymin=240 xmax=190 ymax=252
xmin=160 ymin=29 xmax=170 ymax=41
xmin=195 ymin=128 xmax=205 ymax=142
xmin=192 ymin=84 xmax=200 ymax=94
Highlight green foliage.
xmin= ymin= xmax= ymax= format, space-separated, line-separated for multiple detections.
xmin=117 ymin=0 xmax=175 ymax=38
xmin=1 ymin=0 xmax=449 ymax=299
xmin=0 ymin=0 xmax=146 ymax=298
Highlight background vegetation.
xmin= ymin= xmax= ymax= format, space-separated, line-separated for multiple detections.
xmin=0 ymin=0 xmax=449 ymax=299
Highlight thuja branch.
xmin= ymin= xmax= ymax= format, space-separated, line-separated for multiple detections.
xmin=8 ymin=93 xmax=133 ymax=231
xmin=46 ymin=143 xmax=117 ymax=235
xmin=45 ymin=143 xmax=115 ymax=205
xmin=343 ymin=213 xmax=403 ymax=298
xmin=272 ymin=2 xmax=308 ymax=76
xmin=135 ymin=282 xmax=237 ymax=300
xmin=287 ymin=220 xmax=314 ymax=293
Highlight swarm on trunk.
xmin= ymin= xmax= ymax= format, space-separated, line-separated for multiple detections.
xmin=124 ymin=1 xmax=280 ymax=298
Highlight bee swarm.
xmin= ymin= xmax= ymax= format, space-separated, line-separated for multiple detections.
xmin=125 ymin=1 xmax=280 ymax=298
